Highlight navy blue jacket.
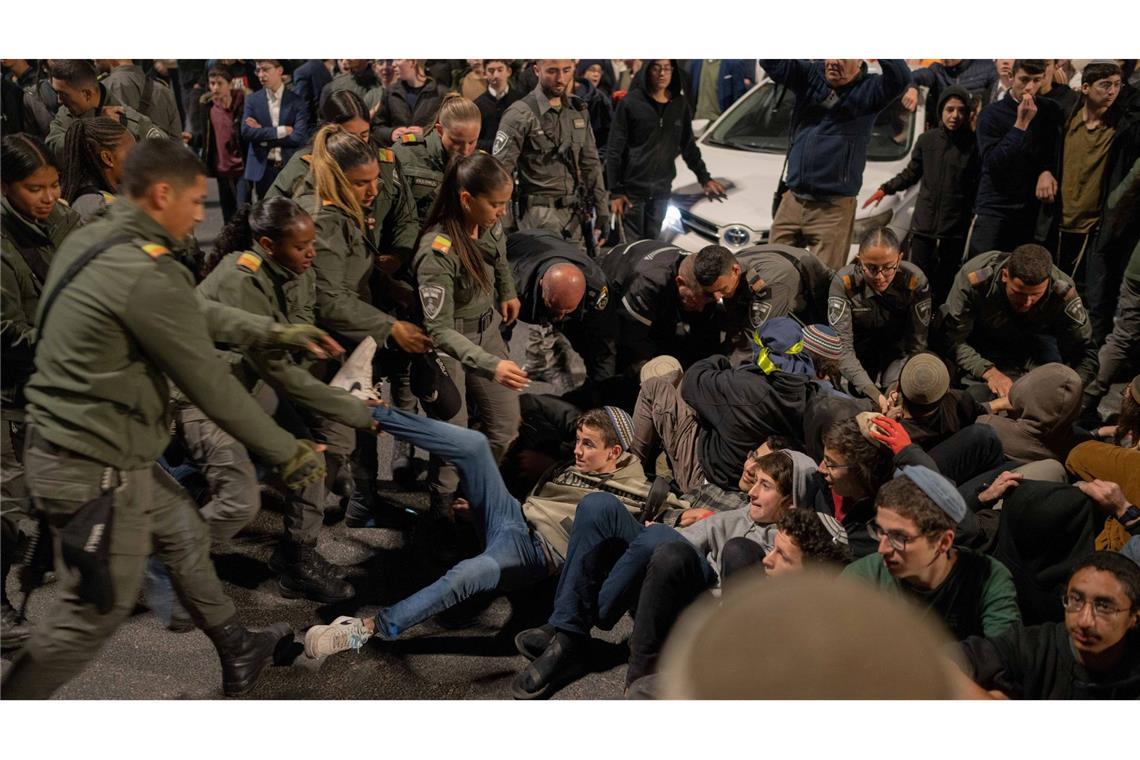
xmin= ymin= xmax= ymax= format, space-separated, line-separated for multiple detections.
xmin=291 ymin=59 xmax=332 ymax=126
xmin=760 ymin=59 xmax=911 ymax=198
xmin=911 ymin=59 xmax=997 ymax=126
xmin=240 ymin=86 xmax=311 ymax=182
xmin=974 ymin=90 xmax=1061 ymax=217
xmin=688 ymin=59 xmax=754 ymax=113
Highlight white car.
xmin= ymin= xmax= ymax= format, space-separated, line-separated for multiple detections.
xmin=664 ymin=71 xmax=926 ymax=263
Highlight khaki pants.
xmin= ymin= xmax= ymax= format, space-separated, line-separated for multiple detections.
xmin=3 ymin=431 xmax=236 ymax=699
xmin=428 ymin=323 xmax=520 ymax=503
xmin=769 ymin=191 xmax=856 ymax=271
xmin=631 ymin=376 xmax=704 ymax=493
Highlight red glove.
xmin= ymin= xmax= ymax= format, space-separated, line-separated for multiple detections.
xmin=869 ymin=415 xmax=912 ymax=455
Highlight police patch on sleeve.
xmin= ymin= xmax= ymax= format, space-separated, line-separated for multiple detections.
xmin=419 ymin=285 xmax=446 ymax=321
xmin=492 ymin=130 xmax=508 ymax=155
xmin=146 ymin=126 xmax=166 ymax=139
xmin=749 ymin=298 xmax=773 ymax=328
xmin=914 ymin=297 xmax=932 ymax=327
xmin=1064 ymin=296 xmax=1088 ymax=327
xmin=827 ymin=296 xmax=848 ymax=326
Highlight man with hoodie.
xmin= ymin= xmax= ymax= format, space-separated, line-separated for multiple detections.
xmin=606 ymin=59 xmax=725 ymax=241
xmin=971 ymin=60 xmax=1063 ymax=256
xmin=866 ymin=85 xmax=980 ymax=305
xmin=760 ymin=58 xmax=911 ymax=271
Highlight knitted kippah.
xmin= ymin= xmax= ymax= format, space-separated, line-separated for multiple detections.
xmin=899 ymin=353 xmax=950 ymax=406
xmin=815 ymin=512 xmax=849 ymax=545
xmin=801 ymin=324 xmax=843 ymax=360
xmin=896 ymin=465 xmax=967 ymax=523
xmin=603 ymin=406 xmax=635 ymax=451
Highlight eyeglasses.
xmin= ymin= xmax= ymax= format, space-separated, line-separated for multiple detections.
xmin=867 ymin=522 xmax=925 ymax=552
xmin=1060 ymin=592 xmax=1132 ymax=618
xmin=650 ymin=64 xmax=674 ymax=73
xmin=859 ymin=259 xmax=901 ymax=277
xmin=820 ymin=458 xmax=853 ymax=472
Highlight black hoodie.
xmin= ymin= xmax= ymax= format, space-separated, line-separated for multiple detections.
xmin=605 ymin=59 xmax=712 ymax=199
xmin=881 ymin=85 xmax=980 ymax=238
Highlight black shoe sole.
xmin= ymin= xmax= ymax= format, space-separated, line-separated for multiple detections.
xmin=222 ymin=622 xmax=292 ymax=697
xmin=510 ymin=660 xmax=586 ymax=700
xmin=276 ymin=578 xmax=355 ymax=605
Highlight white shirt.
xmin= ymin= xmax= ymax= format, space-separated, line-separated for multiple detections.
xmin=266 ymin=83 xmax=287 ymax=161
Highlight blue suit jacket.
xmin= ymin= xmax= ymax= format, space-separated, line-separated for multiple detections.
xmin=240 ymin=87 xmax=311 ymax=181
xmin=688 ymin=59 xmax=755 ymax=112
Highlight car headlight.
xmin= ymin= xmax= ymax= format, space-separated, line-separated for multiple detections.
xmin=852 ymin=208 xmax=894 ymax=240
xmin=662 ymin=204 xmax=683 ymax=235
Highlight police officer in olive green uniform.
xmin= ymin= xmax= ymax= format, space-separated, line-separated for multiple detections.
xmin=0 ymin=190 xmax=81 ymax=647
xmin=941 ymin=247 xmax=1098 ymax=400
xmin=189 ymin=238 xmax=376 ymax=603
xmin=45 ymin=60 xmax=168 ymax=162
xmin=321 ymin=64 xmax=385 ymax=116
xmin=266 ymin=151 xmax=314 ymax=200
xmin=828 ymin=259 xmax=932 ymax=403
xmin=493 ymin=62 xmax=609 ymax=244
xmin=95 ymin=60 xmax=183 ymax=139
xmin=391 ymin=130 xmax=447 ymax=219
xmin=0 ymin=140 xmax=326 ymax=699
xmin=303 ymin=144 xmax=424 ymax=504
xmin=415 ymin=221 xmax=521 ymax=509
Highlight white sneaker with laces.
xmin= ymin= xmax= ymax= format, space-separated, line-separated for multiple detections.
xmin=330 ymin=337 xmax=381 ymax=401
xmin=304 ymin=615 xmax=373 ymax=659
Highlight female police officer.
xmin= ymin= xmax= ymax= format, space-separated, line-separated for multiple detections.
xmin=415 ymin=152 xmax=528 ymax=517
xmin=391 ymin=92 xmax=481 ymax=218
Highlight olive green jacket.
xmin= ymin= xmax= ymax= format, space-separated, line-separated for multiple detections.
xmin=304 ymin=148 xmax=419 ymax=345
xmin=413 ymin=222 xmax=517 ymax=377
xmin=265 ymin=150 xmax=313 ymax=200
xmin=101 ymin=64 xmax=182 ymax=138
xmin=23 ymin=200 xmax=296 ymax=470
xmin=322 ymin=72 xmax=384 ymax=114
xmin=391 ymin=130 xmax=447 ymax=219
xmin=46 ymin=84 xmax=169 ymax=161
xmin=197 ymin=248 xmax=373 ymax=430
xmin=1 ymin=197 xmax=82 ymax=403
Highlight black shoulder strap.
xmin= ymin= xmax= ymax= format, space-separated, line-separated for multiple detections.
xmin=38 ymin=235 xmax=134 ymax=336
xmin=14 ymin=245 xmax=50 ymax=287
xmin=140 ymin=75 xmax=155 ymax=117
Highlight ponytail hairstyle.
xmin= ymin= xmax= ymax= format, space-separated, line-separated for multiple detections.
xmin=61 ymin=116 xmax=130 ymax=203
xmin=437 ymin=91 xmax=480 ymax=131
xmin=310 ymin=123 xmax=377 ymax=231
xmin=419 ymin=152 xmax=512 ymax=293
xmin=319 ymin=89 xmax=369 ymax=128
xmin=1 ymin=133 xmax=57 ymax=185
xmin=208 ymin=197 xmax=312 ymax=274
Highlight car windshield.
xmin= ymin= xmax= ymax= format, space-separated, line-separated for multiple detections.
xmin=705 ymin=81 xmax=915 ymax=162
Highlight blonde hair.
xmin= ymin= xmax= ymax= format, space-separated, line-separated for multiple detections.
xmin=438 ymin=92 xmax=480 ymax=130
xmin=310 ymin=123 xmax=376 ymax=231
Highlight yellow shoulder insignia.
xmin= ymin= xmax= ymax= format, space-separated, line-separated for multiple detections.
xmin=141 ymin=243 xmax=170 ymax=258
xmin=842 ymin=274 xmax=853 ymax=291
xmin=378 ymin=148 xmax=395 ymax=163
xmin=431 ymin=234 xmax=452 ymax=254
xmin=400 ymin=133 xmax=419 ymax=144
xmin=237 ymin=252 xmax=262 ymax=273
xmin=908 ymin=274 xmax=919 ymax=290
xmin=99 ymin=191 xmax=116 ymax=204
xmin=322 ymin=199 xmax=336 ymax=206
xmin=301 ymin=154 xmax=312 ymax=164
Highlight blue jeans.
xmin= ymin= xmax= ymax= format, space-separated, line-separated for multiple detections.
xmin=548 ymin=492 xmax=690 ymax=637
xmin=369 ymin=407 xmax=549 ymax=638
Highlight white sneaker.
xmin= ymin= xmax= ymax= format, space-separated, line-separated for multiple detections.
xmin=303 ymin=615 xmax=373 ymax=659
xmin=330 ymin=337 xmax=381 ymax=401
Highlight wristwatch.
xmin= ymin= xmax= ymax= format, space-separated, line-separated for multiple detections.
xmin=1119 ymin=504 xmax=1140 ymax=527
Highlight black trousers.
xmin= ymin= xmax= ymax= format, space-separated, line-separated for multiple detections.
xmin=908 ymin=233 xmax=966 ymax=308
xmin=620 ymin=197 xmax=669 ymax=242
xmin=969 ymin=211 xmax=1036 ymax=257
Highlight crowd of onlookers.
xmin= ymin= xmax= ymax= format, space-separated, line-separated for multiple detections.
xmin=1 ymin=58 xmax=1138 ymax=700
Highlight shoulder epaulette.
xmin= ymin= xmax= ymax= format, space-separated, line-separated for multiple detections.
xmin=399 ymin=133 xmax=420 ymax=145
xmin=237 ymin=252 xmax=262 ymax=273
xmin=431 ymin=234 xmax=452 ymax=254
xmin=378 ymin=148 xmax=395 ymax=163
xmin=842 ymin=274 xmax=855 ymax=292
xmin=99 ymin=191 xmax=115 ymax=204
xmin=1053 ymin=278 xmax=1075 ymax=300
xmin=301 ymin=154 xmax=312 ymax=164
xmin=139 ymin=241 xmax=170 ymax=259
xmin=967 ymin=266 xmax=993 ymax=287
xmin=907 ymin=273 xmax=919 ymax=290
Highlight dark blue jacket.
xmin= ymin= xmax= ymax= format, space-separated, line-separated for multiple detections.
xmin=688 ymin=59 xmax=754 ymax=113
xmin=974 ymin=90 xmax=1061 ymax=217
xmin=291 ymin=59 xmax=332 ymax=126
xmin=912 ymin=60 xmax=997 ymax=126
xmin=760 ymin=59 xmax=911 ymax=198
xmin=240 ymin=86 xmax=311 ymax=182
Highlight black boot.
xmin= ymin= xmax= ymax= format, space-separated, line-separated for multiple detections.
xmin=276 ymin=544 xmax=355 ymax=604
xmin=514 ymin=624 xmax=555 ymax=661
xmin=204 ymin=616 xmax=293 ymax=697
xmin=511 ymin=631 xmax=588 ymax=700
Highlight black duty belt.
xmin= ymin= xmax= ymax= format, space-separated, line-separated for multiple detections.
xmin=457 ymin=309 xmax=494 ymax=333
